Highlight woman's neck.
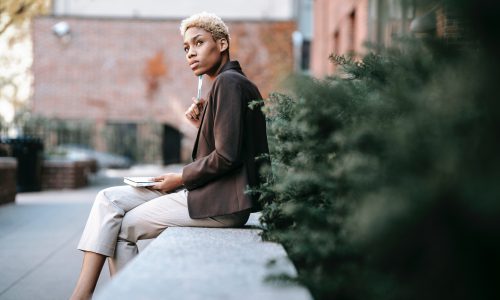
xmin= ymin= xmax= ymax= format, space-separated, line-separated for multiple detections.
xmin=206 ymin=55 xmax=230 ymax=81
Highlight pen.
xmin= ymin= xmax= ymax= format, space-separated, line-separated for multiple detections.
xmin=197 ymin=75 xmax=203 ymax=100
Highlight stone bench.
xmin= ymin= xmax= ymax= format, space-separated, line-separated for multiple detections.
xmin=95 ymin=213 xmax=312 ymax=300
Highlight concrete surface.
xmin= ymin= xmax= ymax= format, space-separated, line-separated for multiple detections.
xmin=0 ymin=186 xmax=112 ymax=300
xmin=0 ymin=164 xmax=181 ymax=300
xmin=95 ymin=225 xmax=312 ymax=300
xmin=0 ymin=164 xmax=310 ymax=300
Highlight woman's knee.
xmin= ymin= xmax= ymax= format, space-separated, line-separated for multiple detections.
xmin=118 ymin=213 xmax=141 ymax=242
xmin=119 ymin=210 xmax=163 ymax=242
xmin=94 ymin=186 xmax=131 ymax=215
xmin=95 ymin=185 xmax=161 ymax=214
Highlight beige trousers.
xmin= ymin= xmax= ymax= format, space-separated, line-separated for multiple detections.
xmin=77 ymin=185 xmax=250 ymax=272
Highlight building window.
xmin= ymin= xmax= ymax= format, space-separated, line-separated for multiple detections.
xmin=301 ymin=39 xmax=311 ymax=70
xmin=349 ymin=10 xmax=357 ymax=54
xmin=334 ymin=30 xmax=340 ymax=55
xmin=368 ymin=0 xmax=419 ymax=49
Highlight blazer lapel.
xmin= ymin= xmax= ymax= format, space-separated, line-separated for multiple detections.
xmin=190 ymin=61 xmax=241 ymax=161
xmin=191 ymin=101 xmax=209 ymax=161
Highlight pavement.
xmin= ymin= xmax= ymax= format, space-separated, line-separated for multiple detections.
xmin=0 ymin=164 xmax=183 ymax=300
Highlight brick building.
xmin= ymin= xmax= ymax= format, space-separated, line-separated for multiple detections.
xmin=31 ymin=1 xmax=298 ymax=163
xmin=310 ymin=0 xmax=454 ymax=78
xmin=311 ymin=0 xmax=369 ymax=76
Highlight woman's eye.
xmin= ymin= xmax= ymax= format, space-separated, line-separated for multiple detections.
xmin=196 ymin=41 xmax=203 ymax=46
xmin=184 ymin=47 xmax=189 ymax=53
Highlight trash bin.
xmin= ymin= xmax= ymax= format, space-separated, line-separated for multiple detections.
xmin=0 ymin=137 xmax=44 ymax=192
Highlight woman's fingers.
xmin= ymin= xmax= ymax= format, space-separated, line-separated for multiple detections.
xmin=185 ymin=103 xmax=201 ymax=120
xmin=194 ymin=97 xmax=206 ymax=105
xmin=184 ymin=97 xmax=206 ymax=124
xmin=193 ymin=97 xmax=205 ymax=112
xmin=189 ymin=103 xmax=197 ymax=115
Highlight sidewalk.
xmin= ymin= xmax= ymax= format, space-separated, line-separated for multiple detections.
xmin=0 ymin=164 xmax=182 ymax=300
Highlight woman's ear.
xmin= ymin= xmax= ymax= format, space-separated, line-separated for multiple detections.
xmin=218 ymin=38 xmax=229 ymax=53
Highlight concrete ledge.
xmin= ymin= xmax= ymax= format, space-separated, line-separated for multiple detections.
xmin=95 ymin=213 xmax=311 ymax=300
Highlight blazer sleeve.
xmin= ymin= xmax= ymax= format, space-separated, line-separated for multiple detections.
xmin=182 ymin=75 xmax=245 ymax=190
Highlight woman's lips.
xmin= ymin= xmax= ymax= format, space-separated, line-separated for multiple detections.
xmin=190 ymin=61 xmax=199 ymax=70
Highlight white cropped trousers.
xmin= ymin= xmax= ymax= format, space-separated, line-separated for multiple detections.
xmin=77 ymin=185 xmax=250 ymax=272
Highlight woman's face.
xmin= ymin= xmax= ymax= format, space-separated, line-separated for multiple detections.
xmin=183 ymin=27 xmax=227 ymax=76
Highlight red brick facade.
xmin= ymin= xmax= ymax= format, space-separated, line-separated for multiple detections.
xmin=436 ymin=5 xmax=463 ymax=42
xmin=310 ymin=0 xmax=369 ymax=77
xmin=31 ymin=17 xmax=295 ymax=161
xmin=41 ymin=159 xmax=94 ymax=190
xmin=310 ymin=1 xmax=460 ymax=78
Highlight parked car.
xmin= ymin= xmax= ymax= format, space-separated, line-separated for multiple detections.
xmin=51 ymin=144 xmax=132 ymax=169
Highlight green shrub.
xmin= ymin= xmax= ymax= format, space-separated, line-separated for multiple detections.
xmin=253 ymin=2 xmax=500 ymax=299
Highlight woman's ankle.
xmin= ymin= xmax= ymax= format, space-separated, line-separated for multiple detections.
xmin=69 ymin=289 xmax=92 ymax=300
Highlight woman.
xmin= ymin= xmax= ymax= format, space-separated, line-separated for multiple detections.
xmin=70 ymin=12 xmax=269 ymax=300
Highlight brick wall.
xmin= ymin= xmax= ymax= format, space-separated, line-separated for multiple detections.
xmin=41 ymin=159 xmax=94 ymax=189
xmin=310 ymin=0 xmax=369 ymax=77
xmin=0 ymin=157 xmax=17 ymax=204
xmin=31 ymin=17 xmax=295 ymax=160
xmin=436 ymin=5 xmax=464 ymax=43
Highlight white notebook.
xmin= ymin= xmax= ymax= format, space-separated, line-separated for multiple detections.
xmin=123 ymin=177 xmax=156 ymax=187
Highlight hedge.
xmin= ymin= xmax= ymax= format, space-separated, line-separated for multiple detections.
xmin=250 ymin=1 xmax=500 ymax=299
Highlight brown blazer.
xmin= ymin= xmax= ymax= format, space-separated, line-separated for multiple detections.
xmin=182 ymin=61 xmax=270 ymax=219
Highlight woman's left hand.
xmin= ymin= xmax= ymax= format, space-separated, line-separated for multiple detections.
xmin=151 ymin=173 xmax=183 ymax=193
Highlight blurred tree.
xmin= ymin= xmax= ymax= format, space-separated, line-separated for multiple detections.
xmin=253 ymin=1 xmax=500 ymax=299
xmin=0 ymin=0 xmax=49 ymax=35
xmin=0 ymin=0 xmax=49 ymax=134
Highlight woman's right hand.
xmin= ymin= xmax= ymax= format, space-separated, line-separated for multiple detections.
xmin=184 ymin=97 xmax=206 ymax=128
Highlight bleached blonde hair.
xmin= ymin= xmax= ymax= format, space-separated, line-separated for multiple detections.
xmin=180 ymin=12 xmax=230 ymax=42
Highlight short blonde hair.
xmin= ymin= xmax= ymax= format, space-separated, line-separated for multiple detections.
xmin=180 ymin=12 xmax=230 ymax=42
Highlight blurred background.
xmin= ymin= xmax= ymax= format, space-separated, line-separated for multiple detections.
xmin=0 ymin=0 xmax=442 ymax=172
xmin=1 ymin=0 xmax=303 ymax=168
xmin=3 ymin=1 xmax=498 ymax=300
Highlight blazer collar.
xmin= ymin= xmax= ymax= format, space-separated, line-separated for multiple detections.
xmin=217 ymin=60 xmax=245 ymax=76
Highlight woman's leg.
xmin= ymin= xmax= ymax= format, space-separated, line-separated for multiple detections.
xmin=109 ymin=189 xmax=250 ymax=273
xmin=71 ymin=185 xmax=163 ymax=298
xmin=69 ymin=251 xmax=106 ymax=300
xmin=76 ymin=186 xmax=163 ymax=257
